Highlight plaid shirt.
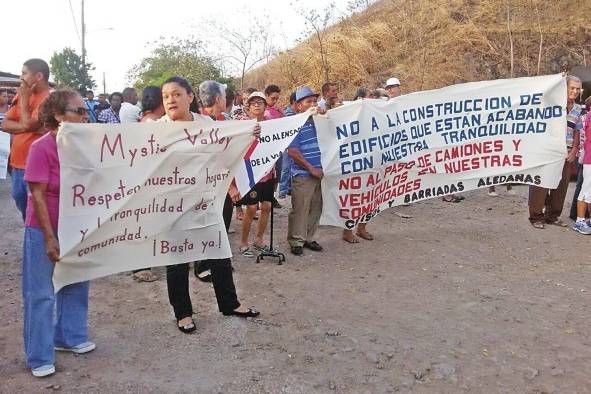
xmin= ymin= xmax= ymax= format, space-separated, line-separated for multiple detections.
xmin=97 ymin=107 xmax=120 ymax=123
xmin=566 ymin=103 xmax=582 ymax=148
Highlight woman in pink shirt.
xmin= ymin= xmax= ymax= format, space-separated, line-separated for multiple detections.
xmin=23 ymin=89 xmax=95 ymax=378
xmin=264 ymin=84 xmax=284 ymax=120
xmin=573 ymin=116 xmax=591 ymax=234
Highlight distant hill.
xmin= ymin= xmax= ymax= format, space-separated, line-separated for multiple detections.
xmin=244 ymin=0 xmax=591 ymax=99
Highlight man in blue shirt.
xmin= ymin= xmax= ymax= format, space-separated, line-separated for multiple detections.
xmin=287 ymin=86 xmax=324 ymax=255
xmin=84 ymin=90 xmax=99 ymax=123
xmin=279 ymin=91 xmax=298 ymax=199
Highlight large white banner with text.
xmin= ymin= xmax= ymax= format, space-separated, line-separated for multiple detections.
xmin=316 ymin=74 xmax=567 ymax=229
xmin=55 ymin=120 xmax=255 ymax=290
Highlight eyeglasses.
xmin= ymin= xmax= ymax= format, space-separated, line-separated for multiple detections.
xmin=250 ymin=101 xmax=266 ymax=106
xmin=65 ymin=107 xmax=88 ymax=115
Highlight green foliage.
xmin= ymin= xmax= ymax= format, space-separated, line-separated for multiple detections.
xmin=128 ymin=37 xmax=231 ymax=91
xmin=49 ymin=48 xmax=95 ymax=93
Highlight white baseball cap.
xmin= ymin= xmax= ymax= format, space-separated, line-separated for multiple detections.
xmin=385 ymin=77 xmax=401 ymax=88
xmin=246 ymin=91 xmax=267 ymax=104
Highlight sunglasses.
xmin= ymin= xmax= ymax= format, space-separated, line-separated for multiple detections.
xmin=65 ymin=107 xmax=88 ymax=115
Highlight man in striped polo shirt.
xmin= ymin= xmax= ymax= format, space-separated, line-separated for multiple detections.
xmin=287 ymin=86 xmax=324 ymax=255
xmin=528 ymin=75 xmax=582 ymax=228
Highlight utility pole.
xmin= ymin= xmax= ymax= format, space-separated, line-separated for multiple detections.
xmin=81 ymin=0 xmax=86 ymax=66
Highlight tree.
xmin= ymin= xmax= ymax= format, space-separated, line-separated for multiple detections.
xmin=128 ymin=36 xmax=231 ymax=91
xmin=296 ymin=2 xmax=335 ymax=83
xmin=206 ymin=19 xmax=276 ymax=89
xmin=50 ymin=47 xmax=95 ymax=93
xmin=505 ymin=1 xmax=515 ymax=78
xmin=346 ymin=0 xmax=371 ymax=13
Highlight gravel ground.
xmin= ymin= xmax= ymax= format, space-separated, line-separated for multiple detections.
xmin=1 ymin=178 xmax=590 ymax=394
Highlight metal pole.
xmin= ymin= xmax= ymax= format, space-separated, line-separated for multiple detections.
xmin=102 ymin=72 xmax=106 ymax=94
xmin=81 ymin=0 xmax=86 ymax=66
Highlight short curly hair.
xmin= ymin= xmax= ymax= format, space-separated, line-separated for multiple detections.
xmin=39 ymin=89 xmax=79 ymax=130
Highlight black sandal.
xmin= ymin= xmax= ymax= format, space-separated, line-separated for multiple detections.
xmin=177 ymin=319 xmax=196 ymax=334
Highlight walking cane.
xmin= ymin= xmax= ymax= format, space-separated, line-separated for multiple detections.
xmin=256 ymin=195 xmax=286 ymax=265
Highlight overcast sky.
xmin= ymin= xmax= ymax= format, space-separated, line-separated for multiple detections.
xmin=4 ymin=0 xmax=349 ymax=92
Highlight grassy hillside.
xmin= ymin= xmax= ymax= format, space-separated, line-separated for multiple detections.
xmin=244 ymin=0 xmax=591 ymax=98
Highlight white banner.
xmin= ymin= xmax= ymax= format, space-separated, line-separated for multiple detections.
xmin=233 ymin=111 xmax=309 ymax=196
xmin=0 ymin=131 xmax=9 ymax=179
xmin=316 ymin=74 xmax=567 ymax=229
xmin=55 ymin=120 xmax=255 ymax=290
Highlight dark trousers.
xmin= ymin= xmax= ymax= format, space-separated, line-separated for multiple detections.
xmin=195 ymin=195 xmax=233 ymax=275
xmin=166 ymin=194 xmax=240 ymax=319
xmin=274 ymin=155 xmax=283 ymax=190
xmin=529 ymin=160 xmax=572 ymax=223
xmin=221 ymin=194 xmax=234 ymax=231
xmin=166 ymin=257 xmax=240 ymax=319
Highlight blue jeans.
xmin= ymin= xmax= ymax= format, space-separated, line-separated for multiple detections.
xmin=23 ymin=227 xmax=90 ymax=368
xmin=279 ymin=151 xmax=292 ymax=195
xmin=11 ymin=168 xmax=27 ymax=221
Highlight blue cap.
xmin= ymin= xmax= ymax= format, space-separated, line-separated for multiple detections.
xmin=295 ymin=86 xmax=319 ymax=102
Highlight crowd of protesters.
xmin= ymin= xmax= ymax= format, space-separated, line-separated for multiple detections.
xmin=1 ymin=57 xmax=589 ymax=378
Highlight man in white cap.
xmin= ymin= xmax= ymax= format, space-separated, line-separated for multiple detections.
xmin=385 ymin=77 xmax=401 ymax=99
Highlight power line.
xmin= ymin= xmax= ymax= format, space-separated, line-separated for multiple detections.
xmin=68 ymin=0 xmax=81 ymax=43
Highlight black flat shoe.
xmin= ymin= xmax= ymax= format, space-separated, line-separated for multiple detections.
xmin=303 ymin=241 xmax=323 ymax=251
xmin=223 ymin=308 xmax=260 ymax=318
xmin=177 ymin=319 xmax=196 ymax=334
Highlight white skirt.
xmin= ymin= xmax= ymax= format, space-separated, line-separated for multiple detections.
xmin=578 ymin=165 xmax=591 ymax=203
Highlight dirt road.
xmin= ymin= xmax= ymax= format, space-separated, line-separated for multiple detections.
xmin=1 ymin=178 xmax=590 ymax=393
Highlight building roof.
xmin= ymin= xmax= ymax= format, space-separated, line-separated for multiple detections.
xmin=0 ymin=73 xmax=20 ymax=88
xmin=0 ymin=71 xmax=19 ymax=79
